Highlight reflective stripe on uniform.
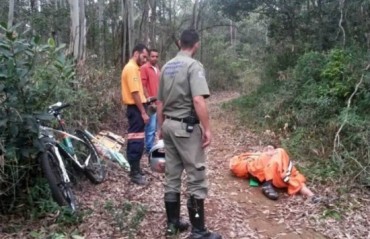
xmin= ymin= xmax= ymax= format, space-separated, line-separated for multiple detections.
xmin=283 ymin=160 xmax=293 ymax=183
xmin=128 ymin=132 xmax=145 ymax=139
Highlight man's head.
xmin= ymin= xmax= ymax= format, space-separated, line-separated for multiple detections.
xmin=148 ymin=49 xmax=159 ymax=66
xmin=132 ymin=43 xmax=149 ymax=66
xmin=180 ymin=29 xmax=200 ymax=56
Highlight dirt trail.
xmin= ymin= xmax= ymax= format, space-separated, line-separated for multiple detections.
xmin=3 ymin=91 xmax=368 ymax=239
xmin=205 ymin=91 xmax=325 ymax=239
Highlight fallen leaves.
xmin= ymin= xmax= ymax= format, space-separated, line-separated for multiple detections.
xmin=0 ymin=91 xmax=369 ymax=239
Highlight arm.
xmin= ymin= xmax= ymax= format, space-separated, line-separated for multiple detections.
xmin=140 ymin=67 xmax=150 ymax=98
xmin=193 ymin=95 xmax=211 ymax=148
xmin=156 ymin=100 xmax=164 ymax=139
xmin=132 ymin=91 xmax=149 ymax=124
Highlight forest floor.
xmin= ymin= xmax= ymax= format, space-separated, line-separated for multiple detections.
xmin=1 ymin=91 xmax=369 ymax=239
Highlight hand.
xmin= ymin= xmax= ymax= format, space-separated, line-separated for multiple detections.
xmin=147 ymin=104 xmax=157 ymax=115
xmin=141 ymin=112 xmax=149 ymax=124
xmin=202 ymin=129 xmax=212 ymax=148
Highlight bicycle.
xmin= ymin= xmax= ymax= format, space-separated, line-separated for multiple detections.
xmin=36 ymin=102 xmax=106 ymax=211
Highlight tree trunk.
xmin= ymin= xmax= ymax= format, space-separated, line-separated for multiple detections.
xmin=139 ymin=0 xmax=149 ymax=45
xmin=121 ymin=0 xmax=127 ymax=64
xmin=98 ymin=0 xmax=105 ymax=65
xmin=127 ymin=0 xmax=134 ymax=54
xmin=8 ymin=0 xmax=15 ymax=28
xmin=148 ymin=0 xmax=157 ymax=47
xmin=79 ymin=0 xmax=86 ymax=63
xmin=68 ymin=0 xmax=86 ymax=64
xmin=191 ymin=0 xmax=199 ymax=29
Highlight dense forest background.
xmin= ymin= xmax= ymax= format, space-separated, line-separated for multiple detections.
xmin=0 ymin=0 xmax=369 ymax=221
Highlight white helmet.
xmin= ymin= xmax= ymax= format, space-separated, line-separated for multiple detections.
xmin=149 ymin=140 xmax=166 ymax=173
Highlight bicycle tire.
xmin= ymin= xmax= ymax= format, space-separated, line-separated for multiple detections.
xmin=75 ymin=129 xmax=106 ymax=184
xmin=39 ymin=148 xmax=77 ymax=211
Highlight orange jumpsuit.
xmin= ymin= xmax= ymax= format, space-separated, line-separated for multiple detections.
xmin=229 ymin=148 xmax=306 ymax=195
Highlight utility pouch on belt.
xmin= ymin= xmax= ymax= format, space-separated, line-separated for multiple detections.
xmin=185 ymin=111 xmax=198 ymax=133
xmin=185 ymin=115 xmax=196 ymax=133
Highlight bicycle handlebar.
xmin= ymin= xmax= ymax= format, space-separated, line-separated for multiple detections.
xmin=55 ymin=103 xmax=71 ymax=112
xmin=48 ymin=102 xmax=71 ymax=114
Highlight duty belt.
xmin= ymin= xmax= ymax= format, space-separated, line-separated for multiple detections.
xmin=165 ymin=116 xmax=200 ymax=124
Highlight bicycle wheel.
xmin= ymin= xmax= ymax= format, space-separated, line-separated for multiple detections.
xmin=40 ymin=148 xmax=77 ymax=211
xmin=74 ymin=129 xmax=106 ymax=184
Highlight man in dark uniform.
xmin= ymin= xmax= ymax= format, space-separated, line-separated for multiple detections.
xmin=121 ymin=43 xmax=149 ymax=185
xmin=157 ymin=29 xmax=222 ymax=239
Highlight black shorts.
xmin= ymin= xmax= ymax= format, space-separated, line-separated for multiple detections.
xmin=126 ymin=105 xmax=146 ymax=134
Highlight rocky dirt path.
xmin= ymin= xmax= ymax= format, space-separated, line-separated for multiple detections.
xmin=1 ymin=91 xmax=369 ymax=239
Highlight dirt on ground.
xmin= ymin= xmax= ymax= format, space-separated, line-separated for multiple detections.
xmin=1 ymin=91 xmax=369 ymax=239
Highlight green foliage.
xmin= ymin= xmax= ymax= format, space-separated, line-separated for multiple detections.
xmin=229 ymin=47 xmax=370 ymax=185
xmin=104 ymin=200 xmax=147 ymax=238
xmin=0 ymin=24 xmax=122 ymax=215
xmin=294 ymin=51 xmax=326 ymax=83
xmin=29 ymin=230 xmax=84 ymax=239
xmin=320 ymin=49 xmax=352 ymax=98
xmin=212 ymin=0 xmax=260 ymax=20
xmin=204 ymin=39 xmax=242 ymax=89
xmin=201 ymin=13 xmax=267 ymax=91
xmin=0 ymin=24 xmax=75 ymax=213
xmin=26 ymin=177 xmax=82 ymax=225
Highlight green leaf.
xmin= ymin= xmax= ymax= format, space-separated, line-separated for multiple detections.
xmin=6 ymin=31 xmax=16 ymax=41
xmin=54 ymin=44 xmax=66 ymax=53
xmin=32 ymin=36 xmax=41 ymax=45
xmin=71 ymin=235 xmax=85 ymax=239
xmin=10 ymin=124 xmax=19 ymax=136
xmin=0 ymin=42 xmax=11 ymax=50
xmin=0 ymin=72 xmax=8 ymax=79
xmin=29 ymin=231 xmax=40 ymax=238
xmin=25 ymin=49 xmax=35 ymax=57
xmin=21 ymin=148 xmax=33 ymax=158
xmin=47 ymin=38 xmax=55 ymax=48
xmin=34 ymin=113 xmax=54 ymax=121
xmin=0 ymin=22 xmax=7 ymax=31
xmin=0 ymin=119 xmax=7 ymax=127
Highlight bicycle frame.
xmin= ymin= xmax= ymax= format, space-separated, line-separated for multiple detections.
xmin=37 ymin=102 xmax=105 ymax=211
xmin=39 ymin=125 xmax=93 ymax=170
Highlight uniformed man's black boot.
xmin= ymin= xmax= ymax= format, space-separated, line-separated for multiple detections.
xmin=165 ymin=192 xmax=189 ymax=237
xmin=187 ymin=197 xmax=222 ymax=239
xmin=129 ymin=161 xmax=147 ymax=185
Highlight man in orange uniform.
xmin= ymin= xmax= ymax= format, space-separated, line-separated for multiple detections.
xmin=140 ymin=49 xmax=160 ymax=153
xmin=229 ymin=146 xmax=315 ymax=200
xmin=121 ymin=43 xmax=149 ymax=185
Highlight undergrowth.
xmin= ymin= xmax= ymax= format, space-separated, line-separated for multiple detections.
xmin=229 ymin=48 xmax=370 ymax=187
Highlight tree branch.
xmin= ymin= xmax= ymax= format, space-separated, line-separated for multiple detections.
xmin=333 ymin=63 xmax=370 ymax=162
xmin=338 ymin=0 xmax=346 ymax=47
xmin=199 ymin=23 xmax=237 ymax=32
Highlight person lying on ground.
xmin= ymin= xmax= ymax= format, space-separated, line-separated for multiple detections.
xmin=229 ymin=146 xmax=319 ymax=202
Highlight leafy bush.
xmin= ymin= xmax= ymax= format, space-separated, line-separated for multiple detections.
xmin=0 ymin=24 xmax=76 ymax=213
xmin=320 ymin=49 xmax=353 ymax=99
xmin=0 ymin=24 xmax=123 ymax=214
xmin=230 ymin=48 xmax=370 ymax=186
xmin=294 ymin=51 xmax=326 ymax=83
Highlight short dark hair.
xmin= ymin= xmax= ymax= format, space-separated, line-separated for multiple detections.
xmin=180 ymin=29 xmax=199 ymax=48
xmin=149 ymin=49 xmax=159 ymax=55
xmin=132 ymin=43 xmax=148 ymax=56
